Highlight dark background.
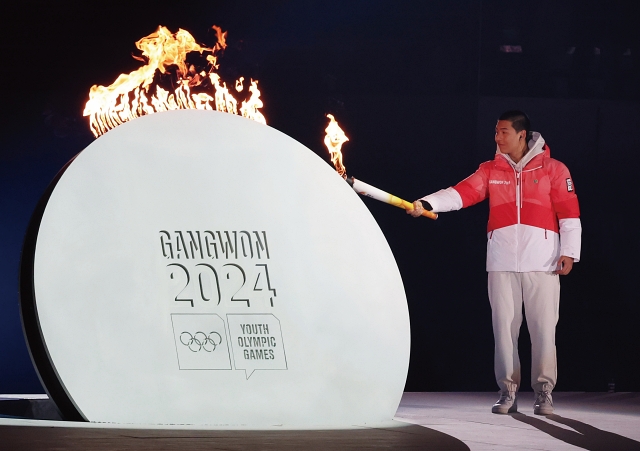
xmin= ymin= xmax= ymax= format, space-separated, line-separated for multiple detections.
xmin=1 ymin=0 xmax=639 ymax=394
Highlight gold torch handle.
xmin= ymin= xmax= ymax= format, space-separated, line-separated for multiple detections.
xmin=392 ymin=196 xmax=439 ymax=220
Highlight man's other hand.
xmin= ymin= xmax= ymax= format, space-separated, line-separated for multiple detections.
xmin=555 ymin=256 xmax=574 ymax=275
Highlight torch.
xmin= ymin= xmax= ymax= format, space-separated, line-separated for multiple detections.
xmin=324 ymin=115 xmax=437 ymax=220
xmin=345 ymin=176 xmax=437 ymax=219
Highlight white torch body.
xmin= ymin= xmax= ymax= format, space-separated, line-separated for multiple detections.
xmin=347 ymin=177 xmax=437 ymax=219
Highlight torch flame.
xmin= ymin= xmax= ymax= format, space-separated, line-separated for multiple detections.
xmin=323 ymin=114 xmax=349 ymax=178
xmin=83 ymin=25 xmax=266 ymax=137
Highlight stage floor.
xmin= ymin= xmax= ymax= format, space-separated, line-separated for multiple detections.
xmin=397 ymin=392 xmax=640 ymax=450
xmin=1 ymin=392 xmax=639 ymax=450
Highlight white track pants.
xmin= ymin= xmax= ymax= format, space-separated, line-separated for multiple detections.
xmin=488 ymin=271 xmax=560 ymax=394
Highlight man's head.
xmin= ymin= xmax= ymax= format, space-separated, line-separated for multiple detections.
xmin=495 ymin=110 xmax=530 ymax=155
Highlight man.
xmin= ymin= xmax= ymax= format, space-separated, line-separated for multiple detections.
xmin=408 ymin=111 xmax=581 ymax=415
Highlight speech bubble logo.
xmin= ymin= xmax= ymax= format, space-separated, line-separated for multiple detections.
xmin=227 ymin=313 xmax=287 ymax=379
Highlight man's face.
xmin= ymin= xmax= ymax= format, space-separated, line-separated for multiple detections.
xmin=494 ymin=120 xmax=525 ymax=155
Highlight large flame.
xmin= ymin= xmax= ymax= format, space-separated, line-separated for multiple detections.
xmin=83 ymin=25 xmax=266 ymax=137
xmin=323 ymin=114 xmax=349 ymax=178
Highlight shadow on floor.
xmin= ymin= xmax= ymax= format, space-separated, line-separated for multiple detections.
xmin=0 ymin=421 xmax=470 ymax=451
xmin=512 ymin=413 xmax=640 ymax=451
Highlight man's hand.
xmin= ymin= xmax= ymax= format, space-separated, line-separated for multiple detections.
xmin=407 ymin=200 xmax=424 ymax=217
xmin=555 ymin=255 xmax=574 ymax=275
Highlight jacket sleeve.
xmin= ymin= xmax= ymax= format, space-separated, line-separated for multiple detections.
xmin=550 ymin=160 xmax=582 ymax=261
xmin=420 ymin=163 xmax=490 ymax=212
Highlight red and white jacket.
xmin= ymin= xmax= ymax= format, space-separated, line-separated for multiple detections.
xmin=422 ymin=132 xmax=581 ymax=272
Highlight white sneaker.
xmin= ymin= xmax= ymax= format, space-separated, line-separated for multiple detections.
xmin=492 ymin=391 xmax=517 ymax=414
xmin=534 ymin=391 xmax=554 ymax=415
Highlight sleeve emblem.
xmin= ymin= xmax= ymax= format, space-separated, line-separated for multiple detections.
xmin=566 ymin=178 xmax=574 ymax=192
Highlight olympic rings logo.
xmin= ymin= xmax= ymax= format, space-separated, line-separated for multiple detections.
xmin=180 ymin=331 xmax=222 ymax=353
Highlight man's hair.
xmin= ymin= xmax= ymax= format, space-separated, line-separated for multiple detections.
xmin=499 ymin=110 xmax=531 ymax=141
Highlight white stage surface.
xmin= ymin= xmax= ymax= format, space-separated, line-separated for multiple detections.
xmin=1 ymin=392 xmax=639 ymax=450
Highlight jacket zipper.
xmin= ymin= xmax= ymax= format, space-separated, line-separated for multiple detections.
xmin=516 ymin=170 xmax=521 ymax=218
xmin=514 ymin=167 xmax=521 ymax=272
xmin=499 ymin=150 xmax=544 ymax=272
